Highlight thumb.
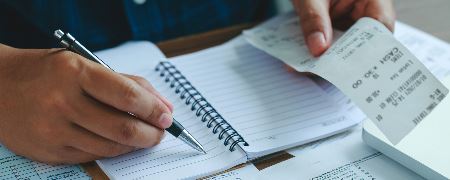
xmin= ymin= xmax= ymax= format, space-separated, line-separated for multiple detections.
xmin=293 ymin=0 xmax=332 ymax=57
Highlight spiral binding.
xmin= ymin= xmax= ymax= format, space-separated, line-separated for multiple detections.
xmin=155 ymin=61 xmax=249 ymax=152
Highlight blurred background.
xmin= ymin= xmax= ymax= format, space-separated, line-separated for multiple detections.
xmin=273 ymin=0 xmax=450 ymax=42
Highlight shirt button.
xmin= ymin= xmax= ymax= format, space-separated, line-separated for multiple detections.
xmin=133 ymin=0 xmax=146 ymax=5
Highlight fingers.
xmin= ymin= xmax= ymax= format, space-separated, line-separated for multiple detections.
xmin=71 ymin=96 xmax=165 ymax=148
xmin=294 ymin=0 xmax=333 ymax=56
xmin=122 ymin=74 xmax=174 ymax=113
xmin=67 ymin=123 xmax=136 ymax=157
xmin=366 ymin=0 xmax=396 ymax=32
xmin=330 ymin=0 xmax=356 ymax=19
xmin=293 ymin=0 xmax=395 ymax=57
xmin=351 ymin=0 xmax=396 ymax=31
xmin=79 ymin=64 xmax=173 ymax=129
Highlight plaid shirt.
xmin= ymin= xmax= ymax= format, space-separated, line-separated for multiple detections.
xmin=1 ymin=0 xmax=274 ymax=50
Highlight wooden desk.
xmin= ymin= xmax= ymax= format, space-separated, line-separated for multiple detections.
xmin=81 ymin=0 xmax=450 ymax=178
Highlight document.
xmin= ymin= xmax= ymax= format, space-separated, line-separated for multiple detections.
xmin=95 ymin=39 xmax=357 ymax=179
xmin=244 ymin=12 xmax=448 ymax=144
xmin=94 ymin=18 xmax=450 ymax=179
xmin=96 ymin=42 xmax=248 ymax=180
xmin=307 ymin=21 xmax=450 ymax=129
xmin=0 ymin=144 xmax=90 ymax=180
xmin=170 ymin=37 xmax=357 ymax=156
xmin=259 ymin=126 xmax=423 ymax=180
xmin=256 ymin=20 xmax=450 ymax=180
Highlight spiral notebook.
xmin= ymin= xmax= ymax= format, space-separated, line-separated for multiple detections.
xmin=94 ymin=39 xmax=358 ymax=179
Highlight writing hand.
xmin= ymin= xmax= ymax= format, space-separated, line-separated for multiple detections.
xmin=0 ymin=44 xmax=173 ymax=164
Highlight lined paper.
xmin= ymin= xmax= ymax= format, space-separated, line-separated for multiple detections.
xmin=22 ymin=20 xmax=448 ymax=180
xmin=96 ymin=42 xmax=246 ymax=180
xmin=170 ymin=38 xmax=358 ymax=155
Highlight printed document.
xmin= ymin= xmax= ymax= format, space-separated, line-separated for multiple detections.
xmin=244 ymin=12 xmax=448 ymax=144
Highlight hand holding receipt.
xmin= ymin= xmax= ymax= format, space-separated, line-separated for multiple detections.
xmin=53 ymin=30 xmax=206 ymax=154
xmin=244 ymin=12 xmax=448 ymax=144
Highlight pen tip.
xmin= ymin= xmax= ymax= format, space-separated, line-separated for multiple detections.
xmin=178 ymin=129 xmax=207 ymax=154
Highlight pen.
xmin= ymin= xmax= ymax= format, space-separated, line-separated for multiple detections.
xmin=53 ymin=29 xmax=206 ymax=154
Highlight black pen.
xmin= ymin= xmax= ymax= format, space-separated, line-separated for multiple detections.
xmin=54 ymin=30 xmax=206 ymax=154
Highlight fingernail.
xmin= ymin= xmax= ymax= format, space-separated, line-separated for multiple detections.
xmin=307 ymin=31 xmax=326 ymax=56
xmin=159 ymin=113 xmax=173 ymax=129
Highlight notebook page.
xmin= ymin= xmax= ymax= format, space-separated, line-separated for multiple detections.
xmin=170 ymin=38 xmax=358 ymax=156
xmin=95 ymin=42 xmax=247 ymax=179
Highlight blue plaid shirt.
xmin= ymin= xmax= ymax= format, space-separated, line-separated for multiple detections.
xmin=1 ymin=0 xmax=274 ymax=50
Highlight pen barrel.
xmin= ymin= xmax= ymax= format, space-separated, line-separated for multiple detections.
xmin=166 ymin=119 xmax=183 ymax=137
xmin=55 ymin=30 xmax=113 ymax=70
xmin=71 ymin=40 xmax=113 ymax=70
xmin=54 ymin=30 xmax=202 ymax=151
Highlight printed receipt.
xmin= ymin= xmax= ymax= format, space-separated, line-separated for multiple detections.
xmin=244 ymin=12 xmax=448 ymax=144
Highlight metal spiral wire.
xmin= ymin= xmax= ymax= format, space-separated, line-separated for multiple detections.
xmin=155 ymin=61 xmax=249 ymax=151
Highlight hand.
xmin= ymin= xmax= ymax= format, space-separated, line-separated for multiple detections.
xmin=0 ymin=44 xmax=173 ymax=164
xmin=292 ymin=0 xmax=396 ymax=56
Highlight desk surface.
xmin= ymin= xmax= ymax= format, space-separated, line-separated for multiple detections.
xmin=81 ymin=0 xmax=450 ymax=179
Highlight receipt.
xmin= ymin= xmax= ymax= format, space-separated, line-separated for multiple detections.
xmin=244 ymin=13 xmax=448 ymax=144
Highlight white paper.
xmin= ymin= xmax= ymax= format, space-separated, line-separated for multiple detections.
xmin=205 ymin=163 xmax=259 ymax=180
xmin=307 ymin=21 xmax=450 ymax=129
xmin=394 ymin=22 xmax=450 ymax=79
xmin=0 ymin=144 xmax=90 ymax=180
xmin=300 ymin=21 xmax=450 ymax=137
xmin=259 ymin=20 xmax=450 ymax=180
xmin=95 ymin=41 xmax=164 ymax=76
xmin=260 ymin=126 xmax=423 ymax=180
xmin=170 ymin=37 xmax=358 ymax=157
xmin=244 ymin=13 xmax=448 ymax=144
xmin=243 ymin=12 xmax=343 ymax=72
xmin=94 ymin=39 xmax=359 ymax=179
xmin=96 ymin=41 xmax=247 ymax=180
xmin=321 ymin=27 xmax=448 ymax=144
xmin=93 ymin=20 xmax=450 ymax=179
